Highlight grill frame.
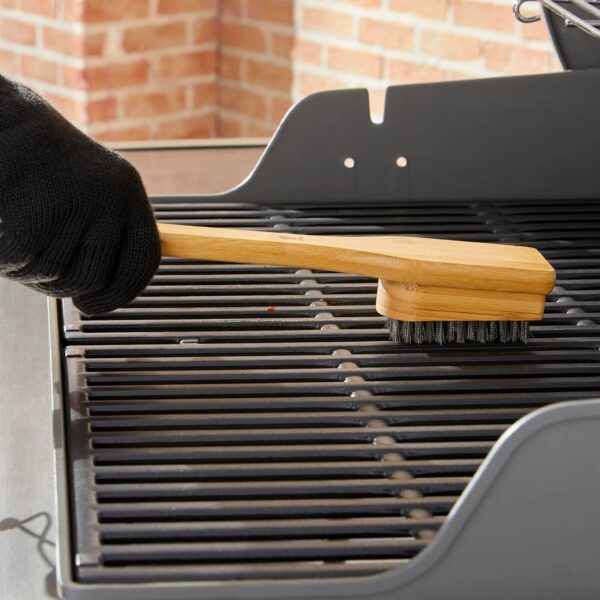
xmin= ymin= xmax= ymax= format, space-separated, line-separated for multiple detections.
xmin=51 ymin=70 xmax=600 ymax=598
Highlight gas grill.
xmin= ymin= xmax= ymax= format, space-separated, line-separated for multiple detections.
xmin=51 ymin=13 xmax=600 ymax=600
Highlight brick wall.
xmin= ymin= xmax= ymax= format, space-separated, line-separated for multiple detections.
xmin=292 ymin=0 xmax=561 ymax=120
xmin=218 ymin=0 xmax=294 ymax=136
xmin=0 ymin=0 xmax=218 ymax=141
xmin=0 ymin=0 xmax=561 ymax=140
xmin=0 ymin=0 xmax=88 ymax=127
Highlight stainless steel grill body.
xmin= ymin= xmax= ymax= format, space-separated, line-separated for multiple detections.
xmin=51 ymin=75 xmax=600 ymax=599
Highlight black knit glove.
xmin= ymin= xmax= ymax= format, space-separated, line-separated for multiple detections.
xmin=0 ymin=75 xmax=161 ymax=315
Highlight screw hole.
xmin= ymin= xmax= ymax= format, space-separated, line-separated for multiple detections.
xmin=344 ymin=157 xmax=355 ymax=169
xmin=396 ymin=156 xmax=408 ymax=168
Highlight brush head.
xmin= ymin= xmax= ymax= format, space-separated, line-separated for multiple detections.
xmin=386 ymin=320 xmax=530 ymax=345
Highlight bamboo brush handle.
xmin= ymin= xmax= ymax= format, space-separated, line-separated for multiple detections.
xmin=157 ymin=222 xmax=555 ymax=295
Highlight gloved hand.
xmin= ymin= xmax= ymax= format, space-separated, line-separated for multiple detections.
xmin=0 ymin=75 xmax=161 ymax=315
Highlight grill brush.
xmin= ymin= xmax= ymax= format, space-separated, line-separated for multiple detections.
xmin=157 ymin=223 xmax=556 ymax=345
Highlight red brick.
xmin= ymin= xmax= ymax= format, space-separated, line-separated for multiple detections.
xmin=359 ymin=18 xmax=414 ymax=50
xmin=94 ymin=125 xmax=150 ymax=142
xmin=155 ymin=114 xmax=216 ymax=139
xmin=388 ymin=58 xmax=444 ymax=84
xmin=297 ymin=72 xmax=345 ymax=96
xmin=123 ymin=88 xmax=187 ymax=118
xmin=61 ymin=64 xmax=86 ymax=89
xmin=87 ymin=97 xmax=117 ymax=122
xmin=62 ymin=0 xmax=84 ymax=21
xmin=158 ymin=0 xmax=215 ymax=13
xmin=247 ymin=0 xmax=293 ymax=25
xmin=20 ymin=0 xmax=56 ymax=16
xmin=83 ymin=0 xmax=149 ymax=23
xmin=248 ymin=123 xmax=274 ymax=137
xmin=221 ymin=0 xmax=244 ymax=18
xmin=484 ymin=42 xmax=556 ymax=75
xmin=159 ymin=50 xmax=216 ymax=78
xmin=45 ymin=93 xmax=85 ymax=124
xmin=219 ymin=117 xmax=242 ymax=137
xmin=338 ymin=0 xmax=381 ymax=7
xmin=0 ymin=0 xmax=17 ymax=7
xmin=221 ymin=22 xmax=267 ymax=52
xmin=193 ymin=17 xmax=217 ymax=44
xmin=43 ymin=26 xmax=84 ymax=57
xmin=271 ymin=96 xmax=291 ymax=122
xmin=390 ymin=0 xmax=448 ymax=19
xmin=454 ymin=1 xmax=515 ymax=33
xmin=122 ymin=22 xmax=186 ymax=53
xmin=0 ymin=49 xmax=16 ymax=73
xmin=0 ymin=18 xmax=36 ymax=46
xmin=302 ymin=7 xmax=353 ymax=38
xmin=219 ymin=53 xmax=242 ymax=81
xmin=272 ymin=32 xmax=293 ymax=59
xmin=193 ymin=81 xmax=217 ymax=108
xmin=292 ymin=39 xmax=322 ymax=65
xmin=220 ymin=85 xmax=267 ymax=119
xmin=247 ymin=59 xmax=292 ymax=92
xmin=22 ymin=55 xmax=58 ymax=84
xmin=85 ymin=60 xmax=150 ymax=91
xmin=421 ymin=31 xmax=482 ymax=61
xmin=84 ymin=32 xmax=105 ymax=57
xmin=328 ymin=46 xmax=382 ymax=78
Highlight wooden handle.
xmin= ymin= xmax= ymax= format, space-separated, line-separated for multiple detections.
xmin=157 ymin=222 xmax=555 ymax=295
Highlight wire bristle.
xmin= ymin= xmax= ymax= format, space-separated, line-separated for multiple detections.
xmin=386 ymin=320 xmax=530 ymax=345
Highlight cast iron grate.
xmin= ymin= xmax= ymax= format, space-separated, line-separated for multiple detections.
xmin=59 ymin=199 xmax=600 ymax=583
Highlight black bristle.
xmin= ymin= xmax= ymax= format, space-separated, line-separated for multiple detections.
xmin=386 ymin=320 xmax=530 ymax=345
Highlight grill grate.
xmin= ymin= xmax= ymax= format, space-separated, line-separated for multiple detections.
xmin=59 ymin=199 xmax=600 ymax=584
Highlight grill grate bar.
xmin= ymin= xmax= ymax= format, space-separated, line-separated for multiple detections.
xmin=86 ymin=409 xmax=529 ymax=430
xmin=98 ymin=516 xmax=445 ymax=542
xmin=99 ymin=538 xmax=430 ymax=564
xmin=95 ymin=496 xmax=458 ymax=521
xmin=93 ymin=459 xmax=482 ymax=481
xmin=77 ymin=561 xmax=408 ymax=582
xmin=91 ymin=442 xmax=494 ymax=464
xmin=94 ymin=477 xmax=470 ymax=501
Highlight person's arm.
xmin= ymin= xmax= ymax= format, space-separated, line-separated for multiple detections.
xmin=0 ymin=74 xmax=160 ymax=315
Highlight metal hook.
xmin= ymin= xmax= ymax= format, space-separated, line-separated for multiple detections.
xmin=513 ymin=0 xmax=541 ymax=23
xmin=515 ymin=0 xmax=600 ymax=40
